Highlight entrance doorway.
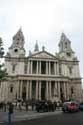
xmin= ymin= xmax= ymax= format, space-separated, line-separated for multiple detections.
xmin=22 ymin=84 xmax=26 ymax=101
xmin=41 ymin=81 xmax=46 ymax=100
xmin=22 ymin=92 xmax=26 ymax=101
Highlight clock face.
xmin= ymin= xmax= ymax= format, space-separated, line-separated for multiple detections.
xmin=14 ymin=48 xmax=18 ymax=53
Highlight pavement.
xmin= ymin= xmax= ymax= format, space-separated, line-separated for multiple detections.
xmin=0 ymin=109 xmax=62 ymax=124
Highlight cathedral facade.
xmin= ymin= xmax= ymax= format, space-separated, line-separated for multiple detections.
xmin=0 ymin=29 xmax=82 ymax=102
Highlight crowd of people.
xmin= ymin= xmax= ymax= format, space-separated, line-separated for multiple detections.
xmin=0 ymin=99 xmax=62 ymax=113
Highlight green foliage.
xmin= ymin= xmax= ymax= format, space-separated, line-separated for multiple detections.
xmin=0 ymin=38 xmax=4 ymax=58
xmin=0 ymin=64 xmax=7 ymax=80
xmin=0 ymin=37 xmax=7 ymax=80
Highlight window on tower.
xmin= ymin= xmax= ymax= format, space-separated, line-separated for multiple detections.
xmin=65 ymin=42 xmax=67 ymax=48
xmin=10 ymin=85 xmax=13 ymax=93
xmin=12 ymin=64 xmax=16 ymax=73
xmin=71 ymin=87 xmax=74 ymax=94
xmin=69 ymin=66 xmax=72 ymax=74
xmin=24 ymin=63 xmax=27 ymax=74
xmin=66 ymin=52 xmax=71 ymax=57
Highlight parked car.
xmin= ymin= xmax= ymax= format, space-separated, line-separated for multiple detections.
xmin=62 ymin=101 xmax=79 ymax=113
xmin=36 ymin=100 xmax=48 ymax=112
xmin=79 ymin=102 xmax=83 ymax=111
xmin=35 ymin=100 xmax=55 ymax=112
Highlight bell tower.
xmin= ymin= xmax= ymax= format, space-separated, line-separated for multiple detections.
xmin=58 ymin=33 xmax=75 ymax=60
xmin=6 ymin=28 xmax=25 ymax=57
xmin=59 ymin=33 xmax=72 ymax=52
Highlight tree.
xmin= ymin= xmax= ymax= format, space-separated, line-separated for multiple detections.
xmin=0 ymin=37 xmax=4 ymax=58
xmin=0 ymin=37 xmax=7 ymax=80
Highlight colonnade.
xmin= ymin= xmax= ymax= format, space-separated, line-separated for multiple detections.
xmin=25 ymin=60 xmax=59 ymax=75
xmin=17 ymin=80 xmax=69 ymax=101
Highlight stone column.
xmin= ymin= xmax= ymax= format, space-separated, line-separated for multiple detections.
xmin=54 ymin=81 xmax=58 ymax=96
xmin=36 ymin=81 xmax=38 ymax=100
xmin=46 ymin=81 xmax=49 ymax=100
xmin=16 ymin=81 xmax=19 ymax=99
xmin=56 ymin=62 xmax=59 ymax=75
xmin=29 ymin=80 xmax=32 ymax=99
xmin=39 ymin=61 xmax=41 ymax=74
xmin=36 ymin=61 xmax=38 ymax=74
xmin=39 ymin=81 xmax=41 ymax=100
xmin=26 ymin=80 xmax=29 ymax=100
xmin=28 ymin=60 xmax=30 ymax=74
xmin=56 ymin=62 xmax=57 ymax=75
xmin=63 ymin=82 xmax=66 ymax=100
xmin=49 ymin=81 xmax=52 ymax=100
xmin=31 ymin=61 xmax=32 ymax=74
xmin=54 ymin=62 xmax=56 ymax=75
xmin=49 ymin=62 xmax=51 ymax=75
xmin=20 ymin=80 xmax=23 ymax=99
xmin=1 ymin=82 xmax=2 ymax=98
xmin=5 ymin=82 xmax=9 ymax=102
xmin=46 ymin=62 xmax=48 ymax=74
xmin=57 ymin=81 xmax=60 ymax=99
xmin=66 ymin=82 xmax=69 ymax=100
xmin=27 ymin=61 xmax=28 ymax=74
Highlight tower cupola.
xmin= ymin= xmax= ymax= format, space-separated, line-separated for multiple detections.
xmin=6 ymin=28 xmax=25 ymax=57
xmin=34 ymin=40 xmax=39 ymax=52
xmin=59 ymin=33 xmax=72 ymax=52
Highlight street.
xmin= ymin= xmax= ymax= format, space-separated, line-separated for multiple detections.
xmin=0 ymin=111 xmax=83 ymax=125
xmin=12 ymin=111 xmax=83 ymax=125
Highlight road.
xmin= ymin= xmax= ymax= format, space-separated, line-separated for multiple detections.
xmin=12 ymin=111 xmax=83 ymax=125
xmin=0 ymin=109 xmax=61 ymax=124
xmin=1 ymin=111 xmax=83 ymax=125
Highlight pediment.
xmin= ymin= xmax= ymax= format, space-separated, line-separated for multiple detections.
xmin=31 ymin=51 xmax=57 ymax=60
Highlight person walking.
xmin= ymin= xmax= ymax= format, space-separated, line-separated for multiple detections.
xmin=25 ymin=101 xmax=28 ymax=111
xmin=54 ymin=101 xmax=57 ymax=111
xmin=19 ymin=102 xmax=22 ymax=111
xmin=8 ymin=102 xmax=14 ymax=125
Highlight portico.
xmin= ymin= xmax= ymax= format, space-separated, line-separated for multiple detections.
xmin=16 ymin=79 xmax=70 ymax=102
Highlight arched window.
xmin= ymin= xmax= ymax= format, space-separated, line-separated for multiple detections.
xmin=71 ymin=87 xmax=74 ymax=94
xmin=65 ymin=42 xmax=67 ymax=48
xmin=10 ymin=85 xmax=13 ymax=93
xmin=12 ymin=64 xmax=16 ymax=73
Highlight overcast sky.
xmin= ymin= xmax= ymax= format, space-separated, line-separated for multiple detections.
xmin=0 ymin=0 xmax=83 ymax=80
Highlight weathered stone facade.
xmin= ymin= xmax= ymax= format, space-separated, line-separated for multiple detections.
xmin=0 ymin=29 xmax=82 ymax=102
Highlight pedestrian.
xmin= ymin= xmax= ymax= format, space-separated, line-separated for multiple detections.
xmin=54 ymin=101 xmax=57 ymax=110
xmin=8 ymin=102 xmax=14 ymax=114
xmin=19 ymin=102 xmax=22 ymax=111
xmin=57 ymin=101 xmax=60 ymax=110
xmin=4 ymin=102 xmax=7 ymax=112
xmin=25 ymin=101 xmax=28 ymax=111
xmin=8 ymin=102 xmax=14 ymax=124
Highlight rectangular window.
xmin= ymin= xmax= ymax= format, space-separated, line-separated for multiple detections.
xmin=10 ymin=86 xmax=13 ymax=93
xmin=69 ymin=67 xmax=72 ymax=74
xmin=59 ymin=64 xmax=61 ymax=75
xmin=12 ymin=64 xmax=16 ymax=73
xmin=24 ymin=64 xmax=27 ymax=74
